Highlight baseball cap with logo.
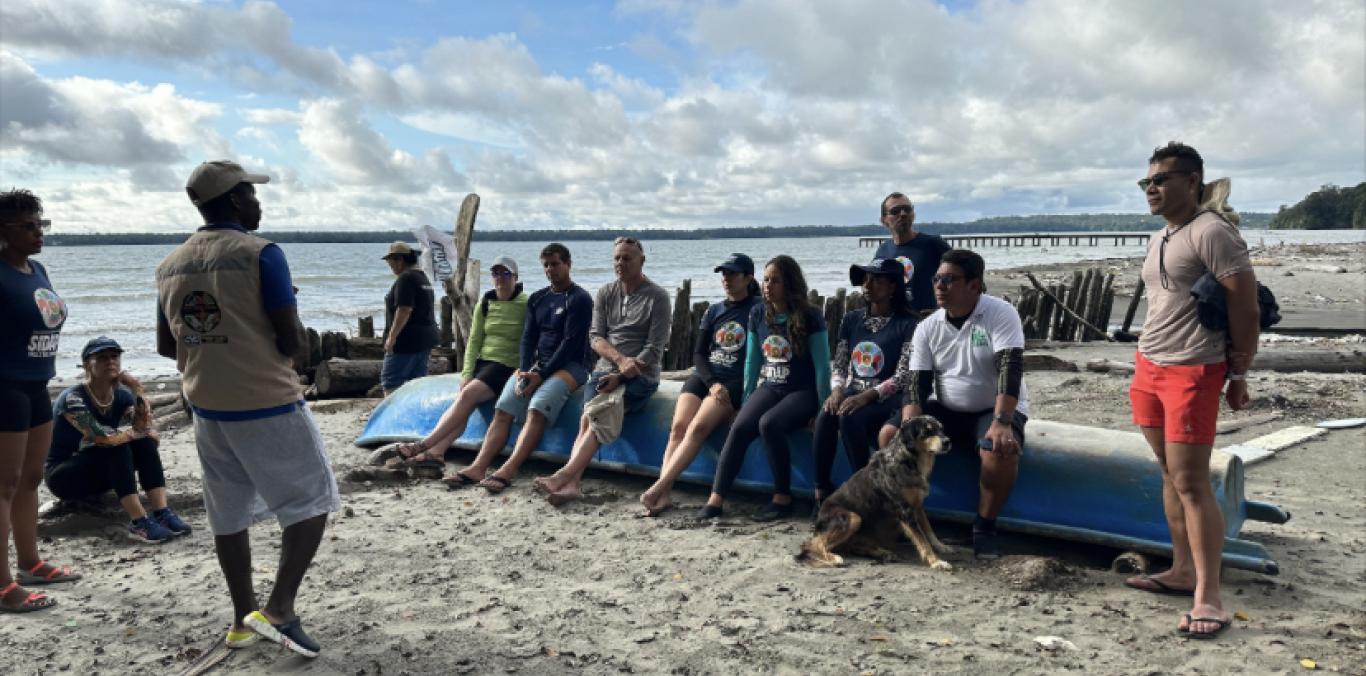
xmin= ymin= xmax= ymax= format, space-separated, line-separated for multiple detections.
xmin=713 ymin=253 xmax=755 ymax=276
xmin=490 ymin=255 xmax=519 ymax=276
xmin=81 ymin=336 xmax=123 ymax=361
xmin=381 ymin=241 xmax=420 ymax=259
xmin=849 ymin=258 xmax=906 ymax=286
xmin=185 ymin=160 xmax=270 ymax=206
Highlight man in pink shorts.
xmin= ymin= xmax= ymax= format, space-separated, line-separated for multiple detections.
xmin=1125 ymin=142 xmax=1260 ymax=640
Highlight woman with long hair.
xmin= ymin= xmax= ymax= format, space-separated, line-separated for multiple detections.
xmin=698 ymin=255 xmax=830 ymax=521
xmin=811 ymin=258 xmax=918 ymax=512
xmin=45 ymin=338 xmax=191 ymax=542
xmin=639 ymin=254 xmax=760 ymax=516
xmin=1 ymin=188 xmax=79 ymax=613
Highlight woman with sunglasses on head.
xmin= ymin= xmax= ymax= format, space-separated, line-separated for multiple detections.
xmin=698 ymin=255 xmax=830 ymax=521
xmin=45 ymin=337 xmax=191 ymax=543
xmin=638 ymin=254 xmax=761 ymax=517
xmin=0 ymin=189 xmax=79 ymax=613
xmin=811 ymin=258 xmax=918 ymax=514
xmin=388 ymin=257 xmax=528 ymax=475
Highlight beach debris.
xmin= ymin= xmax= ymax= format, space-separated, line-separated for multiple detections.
xmin=1216 ymin=412 xmax=1284 ymax=435
xmin=1315 ymin=417 xmax=1366 ymax=430
xmin=1234 ymin=611 xmax=1250 ymax=621
xmin=1110 ymin=551 xmax=1151 ymax=575
xmin=995 ymin=557 xmax=1077 ymax=591
xmin=1085 ymin=359 xmax=1135 ymax=375
xmin=1033 ymin=636 xmax=1078 ymax=652
xmin=1299 ymin=658 xmax=1318 ymax=669
xmin=1223 ymin=426 xmax=1329 ymax=466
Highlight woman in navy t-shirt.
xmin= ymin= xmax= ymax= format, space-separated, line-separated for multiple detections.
xmin=812 ymin=259 xmax=918 ymax=507
xmin=639 ymin=254 xmax=760 ymax=517
xmin=699 ymin=255 xmax=831 ymax=521
xmin=0 ymin=189 xmax=77 ymax=613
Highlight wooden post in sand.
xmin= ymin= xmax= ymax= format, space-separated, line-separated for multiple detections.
xmin=664 ymin=279 xmax=693 ymax=370
xmin=1121 ymin=278 xmax=1145 ymax=334
xmin=446 ymin=194 xmax=481 ymax=372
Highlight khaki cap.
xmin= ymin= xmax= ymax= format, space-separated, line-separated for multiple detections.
xmin=186 ymin=160 xmax=269 ymax=206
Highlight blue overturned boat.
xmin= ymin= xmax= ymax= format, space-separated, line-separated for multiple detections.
xmin=356 ymin=374 xmax=1289 ymax=574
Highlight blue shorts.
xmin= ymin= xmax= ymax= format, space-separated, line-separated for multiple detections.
xmin=381 ymin=350 xmax=431 ymax=391
xmin=494 ymin=368 xmax=583 ymax=426
xmin=585 ymin=371 xmax=658 ymax=414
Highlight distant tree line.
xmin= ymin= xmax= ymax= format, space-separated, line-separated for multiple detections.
xmin=45 ymin=212 xmax=1274 ymax=246
xmin=1269 ymin=183 xmax=1366 ymax=230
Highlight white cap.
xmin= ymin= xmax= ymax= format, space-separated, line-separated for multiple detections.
xmin=186 ymin=160 xmax=269 ymax=206
xmin=490 ymin=255 xmax=518 ymax=276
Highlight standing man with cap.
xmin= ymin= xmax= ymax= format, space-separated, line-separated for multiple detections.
xmin=380 ymin=241 xmax=439 ymax=396
xmin=874 ymin=192 xmax=951 ymax=318
xmin=156 ymin=160 xmax=339 ymax=657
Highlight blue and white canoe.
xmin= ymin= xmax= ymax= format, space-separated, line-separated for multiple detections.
xmin=356 ymin=374 xmax=1290 ymax=574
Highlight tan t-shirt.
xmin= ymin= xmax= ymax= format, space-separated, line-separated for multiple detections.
xmin=1138 ymin=210 xmax=1252 ymax=365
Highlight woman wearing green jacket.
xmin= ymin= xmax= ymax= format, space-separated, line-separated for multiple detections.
xmin=394 ymin=256 xmax=528 ymax=471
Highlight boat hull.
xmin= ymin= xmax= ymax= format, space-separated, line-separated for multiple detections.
xmin=356 ymin=374 xmax=1288 ymax=573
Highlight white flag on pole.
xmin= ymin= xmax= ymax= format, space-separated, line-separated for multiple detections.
xmin=414 ymin=224 xmax=456 ymax=287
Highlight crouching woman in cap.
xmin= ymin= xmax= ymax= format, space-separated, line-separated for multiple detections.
xmin=45 ymin=337 xmax=191 ymax=543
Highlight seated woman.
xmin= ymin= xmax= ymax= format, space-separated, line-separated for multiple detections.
xmin=44 ymin=337 xmax=191 ymax=543
xmin=698 ymin=255 xmax=830 ymax=521
xmin=391 ymin=257 xmax=527 ymax=478
xmin=812 ymin=258 xmax=918 ymax=512
xmin=638 ymin=253 xmax=760 ymax=516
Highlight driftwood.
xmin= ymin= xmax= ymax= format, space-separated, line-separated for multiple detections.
xmin=1086 ymin=359 xmax=1136 ymax=374
xmin=445 ymin=194 xmax=481 ymax=371
xmin=315 ymin=357 xmax=452 ymax=398
xmin=358 ymin=316 xmax=375 ymax=338
xmin=664 ymin=279 xmax=693 ymax=371
xmin=1087 ymin=351 xmax=1365 ymax=376
xmin=1121 ymin=279 xmax=1145 ymax=333
xmin=1025 ymin=273 xmax=1116 ymax=342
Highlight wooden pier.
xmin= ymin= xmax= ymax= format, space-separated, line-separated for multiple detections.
xmin=858 ymin=232 xmax=1151 ymax=248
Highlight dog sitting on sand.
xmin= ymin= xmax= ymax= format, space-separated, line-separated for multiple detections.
xmin=798 ymin=415 xmax=954 ymax=569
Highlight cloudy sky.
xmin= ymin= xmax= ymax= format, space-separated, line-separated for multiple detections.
xmin=1 ymin=0 xmax=1362 ymax=233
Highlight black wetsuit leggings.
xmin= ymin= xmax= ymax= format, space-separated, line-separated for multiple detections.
xmin=812 ymin=396 xmax=900 ymax=494
xmin=710 ymin=385 xmax=819 ymax=498
xmin=45 ymin=437 xmax=166 ymax=501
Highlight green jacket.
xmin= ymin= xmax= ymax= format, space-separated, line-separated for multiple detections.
xmin=462 ymin=288 xmax=529 ymax=380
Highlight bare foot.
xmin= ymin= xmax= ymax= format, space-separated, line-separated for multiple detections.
xmin=639 ymin=485 xmax=674 ymax=517
xmin=546 ymin=486 xmax=581 ymax=507
xmin=533 ymin=474 xmax=568 ymax=494
xmin=1124 ymin=569 xmax=1196 ymax=595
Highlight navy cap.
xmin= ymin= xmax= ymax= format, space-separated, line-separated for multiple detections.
xmin=81 ymin=336 xmax=123 ymax=361
xmin=714 ymin=253 xmax=755 ymax=276
xmin=849 ymin=258 xmax=906 ymax=286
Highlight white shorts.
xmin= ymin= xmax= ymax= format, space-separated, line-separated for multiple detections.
xmin=193 ymin=406 xmax=340 ymax=535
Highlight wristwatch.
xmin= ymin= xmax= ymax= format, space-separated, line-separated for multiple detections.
xmin=993 ymin=413 xmax=1013 ymax=425
xmin=1227 ymin=372 xmax=1247 ymax=381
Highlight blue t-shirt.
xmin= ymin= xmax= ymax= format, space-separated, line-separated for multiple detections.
xmin=833 ymin=310 xmax=918 ymax=393
xmin=156 ymin=224 xmax=299 ymax=421
xmin=520 ymin=283 xmax=593 ymax=377
xmin=874 ymin=234 xmax=952 ymax=313
xmin=47 ymin=384 xmax=136 ymax=472
xmin=695 ymin=295 xmax=760 ymax=386
xmin=0 ymin=259 xmax=66 ymax=381
xmin=748 ymin=305 xmax=828 ymax=394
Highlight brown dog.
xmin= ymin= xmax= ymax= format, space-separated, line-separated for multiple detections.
xmin=798 ymin=415 xmax=953 ymax=569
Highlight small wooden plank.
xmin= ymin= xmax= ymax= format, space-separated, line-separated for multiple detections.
xmin=1222 ymin=444 xmax=1277 ymax=466
xmin=1240 ymin=425 xmax=1327 ymax=452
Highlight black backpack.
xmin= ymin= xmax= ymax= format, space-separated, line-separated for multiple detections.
xmin=1191 ymin=272 xmax=1281 ymax=331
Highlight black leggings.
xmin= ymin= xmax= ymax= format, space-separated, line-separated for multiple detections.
xmin=45 ymin=437 xmax=166 ymax=501
xmin=812 ymin=396 xmax=900 ymax=494
xmin=710 ymin=385 xmax=818 ymax=498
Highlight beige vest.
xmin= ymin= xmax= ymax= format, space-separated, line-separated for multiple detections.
xmin=156 ymin=229 xmax=300 ymax=411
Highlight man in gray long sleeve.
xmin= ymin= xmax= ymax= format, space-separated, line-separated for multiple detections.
xmin=533 ymin=237 xmax=672 ymax=505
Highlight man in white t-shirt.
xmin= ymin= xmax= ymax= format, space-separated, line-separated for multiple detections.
xmin=878 ymin=249 xmax=1027 ymax=560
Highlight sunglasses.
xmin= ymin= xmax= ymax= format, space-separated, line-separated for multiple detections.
xmin=491 ymin=269 xmax=515 ymax=279
xmin=1137 ymin=171 xmax=1192 ymax=191
xmin=932 ymin=273 xmax=961 ymax=286
xmin=886 ymin=205 xmax=914 ymax=216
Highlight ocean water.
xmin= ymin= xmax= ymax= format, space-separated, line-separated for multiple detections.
xmin=31 ymin=229 xmax=1364 ymax=379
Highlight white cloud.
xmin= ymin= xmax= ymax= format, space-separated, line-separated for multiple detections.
xmin=241 ymin=108 xmax=303 ymax=125
xmin=297 ymin=98 xmax=467 ymax=193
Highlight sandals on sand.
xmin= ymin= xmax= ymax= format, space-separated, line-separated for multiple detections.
xmin=1124 ymin=574 xmax=1194 ymax=597
xmin=1 ymin=581 xmax=56 ymax=613
xmin=480 ymin=476 xmax=512 ymax=494
xmin=1184 ymin=615 xmax=1232 ymax=639
xmin=18 ymin=560 xmax=82 ymax=585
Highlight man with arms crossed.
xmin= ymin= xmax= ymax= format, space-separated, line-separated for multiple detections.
xmin=1123 ymin=142 xmax=1258 ymax=640
xmin=156 ymin=161 xmax=339 ymax=657
xmin=879 ymin=249 xmax=1027 ymax=561
xmin=534 ymin=237 xmax=671 ymax=505
xmin=444 ymin=243 xmax=594 ymax=492
xmin=874 ymin=192 xmax=952 ymax=319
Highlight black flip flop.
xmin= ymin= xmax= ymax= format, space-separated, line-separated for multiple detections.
xmin=1124 ymin=575 xmax=1195 ymax=596
xmin=1187 ymin=616 xmax=1231 ymax=640
xmin=481 ymin=475 xmax=512 ymax=494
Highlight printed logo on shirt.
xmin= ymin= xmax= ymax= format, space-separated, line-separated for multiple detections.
xmin=714 ymin=321 xmax=746 ymax=353
xmin=895 ymin=256 xmax=914 ymax=284
xmin=761 ymin=335 xmax=792 ymax=363
xmin=27 ymin=331 xmax=59 ymax=358
xmin=851 ymin=341 xmax=885 ymax=378
xmin=971 ymin=326 xmax=988 ymax=347
xmin=33 ymin=288 xmax=67 ymax=328
xmin=180 ymin=291 xmax=221 ymax=333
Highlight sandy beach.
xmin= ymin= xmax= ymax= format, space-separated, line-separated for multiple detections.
xmin=6 ymin=242 xmax=1364 ymax=675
